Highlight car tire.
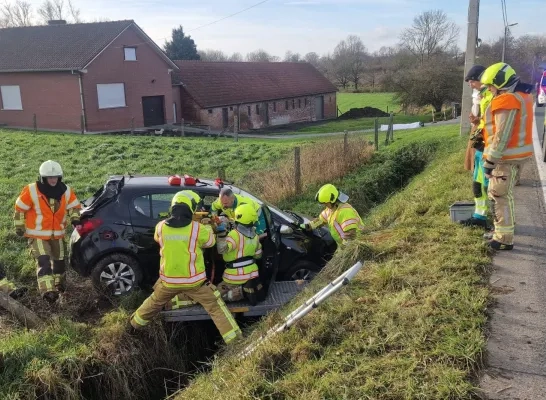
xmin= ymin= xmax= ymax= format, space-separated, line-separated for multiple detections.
xmin=284 ymin=260 xmax=319 ymax=281
xmin=91 ymin=253 xmax=143 ymax=296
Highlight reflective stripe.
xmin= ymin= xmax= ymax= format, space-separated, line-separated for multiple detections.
xmin=341 ymin=218 xmax=359 ymax=229
xmin=223 ymin=270 xmax=259 ymax=281
xmin=513 ymin=93 xmax=527 ymax=148
xmin=503 ymin=144 xmax=534 ymax=155
xmin=25 ymin=228 xmax=65 ymax=237
xmin=28 ymin=183 xmax=43 ymax=232
xmin=255 ymin=248 xmax=263 ymax=255
xmin=66 ymin=199 xmax=80 ymax=209
xmin=204 ymin=229 xmax=215 ymax=247
xmin=232 ymin=259 xmax=255 ymax=268
xmin=157 ymin=221 xmax=166 ymax=273
xmin=160 ymin=271 xmax=207 ymax=285
xmin=188 ymin=223 xmax=200 ymax=276
xmin=16 ymin=198 xmax=31 ymax=211
xmin=132 ymin=312 xmax=149 ymax=326
xmin=236 ymin=230 xmax=244 ymax=258
xmin=226 ymin=237 xmax=236 ymax=249
xmin=213 ymin=289 xmax=241 ymax=342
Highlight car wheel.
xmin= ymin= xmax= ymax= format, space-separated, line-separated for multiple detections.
xmin=284 ymin=261 xmax=319 ymax=281
xmin=91 ymin=253 xmax=143 ymax=296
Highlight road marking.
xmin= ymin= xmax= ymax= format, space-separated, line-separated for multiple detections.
xmin=531 ymin=105 xmax=546 ymax=204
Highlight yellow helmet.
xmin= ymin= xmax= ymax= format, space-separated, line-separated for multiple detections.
xmin=480 ymin=62 xmax=517 ymax=89
xmin=234 ymin=203 xmax=258 ymax=225
xmin=171 ymin=190 xmax=199 ymax=213
xmin=315 ymin=184 xmax=339 ymax=204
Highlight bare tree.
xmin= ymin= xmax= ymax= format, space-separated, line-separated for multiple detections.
xmin=229 ymin=52 xmax=243 ymax=62
xmin=1 ymin=0 xmax=33 ymax=27
xmin=284 ymin=51 xmax=302 ymax=62
xmin=304 ymin=52 xmax=320 ymax=67
xmin=199 ymin=49 xmax=228 ymax=61
xmin=400 ymin=10 xmax=459 ymax=64
xmin=346 ymin=35 xmax=368 ymax=90
xmin=246 ymin=49 xmax=279 ymax=62
xmin=37 ymin=0 xmax=81 ymax=23
xmin=332 ymin=40 xmax=351 ymax=89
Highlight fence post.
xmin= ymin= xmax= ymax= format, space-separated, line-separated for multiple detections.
xmin=388 ymin=112 xmax=394 ymax=142
xmin=80 ymin=115 xmax=85 ymax=134
xmin=180 ymin=118 xmax=185 ymax=137
xmin=131 ymin=117 xmax=135 ymax=135
xmin=234 ymin=112 xmax=239 ymax=143
xmin=443 ymin=110 xmax=447 ymax=121
xmin=218 ymin=167 xmax=226 ymax=181
xmin=294 ymin=147 xmax=302 ymax=195
xmin=343 ymin=130 xmax=348 ymax=153
xmin=374 ymin=118 xmax=379 ymax=151
xmin=33 ymin=114 xmax=37 ymax=133
xmin=431 ymin=109 xmax=436 ymax=123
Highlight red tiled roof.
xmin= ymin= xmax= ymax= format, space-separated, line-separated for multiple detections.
xmin=173 ymin=61 xmax=337 ymax=108
xmin=0 ymin=20 xmax=177 ymax=72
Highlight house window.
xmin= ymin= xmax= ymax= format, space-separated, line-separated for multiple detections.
xmin=292 ymin=99 xmax=295 ymax=109
xmin=247 ymin=106 xmax=251 ymax=116
xmin=298 ymin=99 xmax=301 ymax=108
xmin=285 ymin=100 xmax=289 ymax=110
xmin=97 ymin=83 xmax=126 ymax=109
xmin=0 ymin=85 xmax=22 ymax=110
xmin=208 ymin=109 xmax=213 ymax=114
xmin=124 ymin=47 xmax=137 ymax=61
xmin=256 ymin=104 xmax=260 ymax=115
xmin=305 ymin=98 xmax=308 ymax=107
xmin=273 ymin=102 xmax=276 ymax=112
xmin=230 ymin=106 xmax=233 ymax=111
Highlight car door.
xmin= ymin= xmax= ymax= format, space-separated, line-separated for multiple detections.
xmin=129 ymin=189 xmax=179 ymax=281
xmin=259 ymin=205 xmax=281 ymax=290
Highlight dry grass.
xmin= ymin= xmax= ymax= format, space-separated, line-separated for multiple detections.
xmin=245 ymin=136 xmax=374 ymax=204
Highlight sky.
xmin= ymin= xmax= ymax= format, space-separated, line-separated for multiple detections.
xmin=19 ymin=0 xmax=546 ymax=57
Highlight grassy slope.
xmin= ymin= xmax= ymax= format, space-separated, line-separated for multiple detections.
xmin=337 ymin=92 xmax=399 ymax=114
xmin=178 ymin=125 xmax=491 ymax=399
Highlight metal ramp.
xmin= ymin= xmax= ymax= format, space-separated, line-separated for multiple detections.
xmin=161 ymin=281 xmax=307 ymax=322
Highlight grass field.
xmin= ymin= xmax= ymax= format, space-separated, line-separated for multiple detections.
xmin=337 ymin=92 xmax=399 ymax=114
xmin=178 ymin=125 xmax=491 ymax=399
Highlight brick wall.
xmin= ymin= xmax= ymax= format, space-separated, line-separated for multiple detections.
xmin=0 ymin=71 xmax=81 ymax=131
xmin=83 ymin=25 xmax=174 ymax=132
xmin=188 ymin=92 xmax=337 ymax=131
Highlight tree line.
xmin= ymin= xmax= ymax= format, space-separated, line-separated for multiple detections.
xmin=0 ymin=0 xmax=83 ymax=26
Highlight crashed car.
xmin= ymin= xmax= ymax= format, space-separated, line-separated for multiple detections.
xmin=69 ymin=174 xmax=336 ymax=295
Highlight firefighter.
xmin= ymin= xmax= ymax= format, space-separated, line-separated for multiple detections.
xmin=14 ymin=160 xmax=81 ymax=303
xmin=480 ymin=62 xmax=534 ymax=250
xmin=300 ymin=184 xmax=364 ymax=246
xmin=130 ymin=191 xmax=242 ymax=344
xmin=216 ymin=203 xmax=265 ymax=305
xmin=460 ymin=65 xmax=494 ymax=228
xmin=211 ymin=188 xmax=267 ymax=236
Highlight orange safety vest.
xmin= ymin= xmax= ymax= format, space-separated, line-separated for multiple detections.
xmin=483 ymin=91 xmax=533 ymax=162
xmin=15 ymin=183 xmax=80 ymax=240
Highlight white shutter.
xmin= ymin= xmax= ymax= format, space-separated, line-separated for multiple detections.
xmin=97 ymin=83 xmax=126 ymax=109
xmin=0 ymin=85 xmax=23 ymax=110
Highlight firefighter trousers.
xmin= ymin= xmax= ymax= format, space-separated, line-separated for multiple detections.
xmin=28 ymin=238 xmax=67 ymax=296
xmin=130 ymin=279 xmax=242 ymax=344
xmin=472 ymin=150 xmax=489 ymax=220
xmin=488 ymin=163 xmax=519 ymax=245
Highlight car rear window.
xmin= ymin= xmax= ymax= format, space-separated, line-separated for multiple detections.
xmin=134 ymin=193 xmax=173 ymax=220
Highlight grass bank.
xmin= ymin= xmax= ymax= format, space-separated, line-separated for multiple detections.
xmin=337 ymin=92 xmax=398 ymax=114
xmin=177 ymin=124 xmax=490 ymax=399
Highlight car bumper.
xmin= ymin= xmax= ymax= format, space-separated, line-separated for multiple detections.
xmin=69 ymin=229 xmax=92 ymax=276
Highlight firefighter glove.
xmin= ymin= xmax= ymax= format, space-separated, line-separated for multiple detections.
xmin=15 ymin=228 xmax=24 ymax=237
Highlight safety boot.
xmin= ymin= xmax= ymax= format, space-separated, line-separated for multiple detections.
xmin=488 ymin=240 xmax=513 ymax=251
xmin=459 ymin=217 xmax=487 ymax=228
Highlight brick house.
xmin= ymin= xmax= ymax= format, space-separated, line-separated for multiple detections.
xmin=0 ymin=20 xmax=178 ymax=132
xmin=172 ymin=61 xmax=337 ymax=131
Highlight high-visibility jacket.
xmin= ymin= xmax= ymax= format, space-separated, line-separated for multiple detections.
xmin=478 ymin=88 xmax=493 ymax=130
xmin=221 ymin=229 xmax=262 ymax=284
xmin=154 ymin=220 xmax=215 ymax=288
xmin=14 ymin=183 xmax=81 ymax=240
xmin=483 ymin=91 xmax=534 ymax=163
xmin=211 ymin=194 xmax=266 ymax=235
xmin=309 ymin=203 xmax=364 ymax=245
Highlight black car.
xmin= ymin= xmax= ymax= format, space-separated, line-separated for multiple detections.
xmin=69 ymin=175 xmax=336 ymax=295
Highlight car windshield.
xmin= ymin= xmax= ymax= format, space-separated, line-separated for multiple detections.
xmin=234 ymin=188 xmax=297 ymax=224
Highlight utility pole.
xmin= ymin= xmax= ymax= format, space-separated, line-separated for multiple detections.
xmin=501 ymin=22 xmax=518 ymax=62
xmin=460 ymin=0 xmax=480 ymax=137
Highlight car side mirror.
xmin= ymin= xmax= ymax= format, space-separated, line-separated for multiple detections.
xmin=279 ymin=224 xmax=293 ymax=235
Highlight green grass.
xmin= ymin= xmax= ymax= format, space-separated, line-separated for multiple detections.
xmin=176 ymin=125 xmax=491 ymax=399
xmin=337 ymin=92 xmax=399 ymax=114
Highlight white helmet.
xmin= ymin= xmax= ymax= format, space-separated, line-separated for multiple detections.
xmin=39 ymin=160 xmax=63 ymax=178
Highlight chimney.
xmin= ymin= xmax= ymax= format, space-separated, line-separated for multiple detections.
xmin=48 ymin=20 xmax=67 ymax=25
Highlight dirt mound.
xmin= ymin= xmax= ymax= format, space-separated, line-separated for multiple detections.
xmin=339 ymin=107 xmax=390 ymax=120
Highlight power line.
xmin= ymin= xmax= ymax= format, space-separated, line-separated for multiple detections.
xmin=110 ymin=0 xmax=270 ymax=50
